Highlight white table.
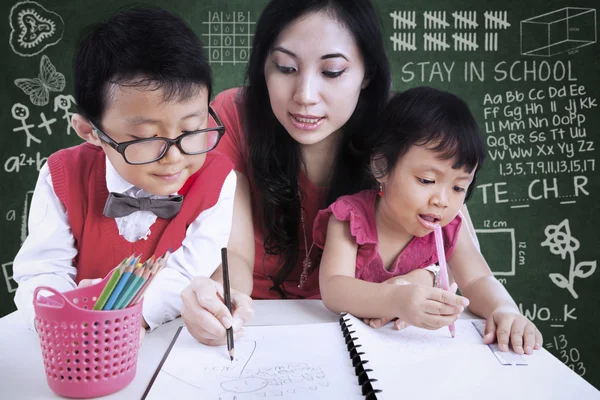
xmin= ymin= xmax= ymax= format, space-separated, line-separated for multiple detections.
xmin=1 ymin=300 xmax=598 ymax=399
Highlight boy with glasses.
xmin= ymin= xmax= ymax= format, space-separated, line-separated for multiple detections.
xmin=13 ymin=7 xmax=239 ymax=333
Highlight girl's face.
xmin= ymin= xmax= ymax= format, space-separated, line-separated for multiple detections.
xmin=264 ymin=10 xmax=368 ymax=150
xmin=378 ymin=144 xmax=476 ymax=238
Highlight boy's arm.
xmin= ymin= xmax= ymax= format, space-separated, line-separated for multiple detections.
xmin=13 ymin=163 xmax=78 ymax=330
xmin=141 ymin=170 xmax=239 ymax=330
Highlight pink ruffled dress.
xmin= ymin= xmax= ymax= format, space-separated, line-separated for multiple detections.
xmin=313 ymin=190 xmax=462 ymax=282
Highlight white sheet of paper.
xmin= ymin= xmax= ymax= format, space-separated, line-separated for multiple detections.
xmin=144 ymin=322 xmax=364 ymax=400
xmin=343 ymin=314 xmax=599 ymax=400
xmin=345 ymin=315 xmax=525 ymax=400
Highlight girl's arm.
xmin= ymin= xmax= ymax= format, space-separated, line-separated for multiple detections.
xmin=319 ymin=215 xmax=467 ymax=328
xmin=449 ymin=223 xmax=515 ymax=317
xmin=460 ymin=204 xmax=480 ymax=250
xmin=449 ymin=224 xmax=542 ymax=354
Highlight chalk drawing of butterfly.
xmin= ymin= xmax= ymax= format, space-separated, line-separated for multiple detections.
xmin=14 ymin=54 xmax=65 ymax=106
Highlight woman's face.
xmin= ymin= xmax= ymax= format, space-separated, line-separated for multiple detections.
xmin=264 ymin=10 xmax=368 ymax=149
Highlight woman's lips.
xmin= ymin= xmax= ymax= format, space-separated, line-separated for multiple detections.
xmin=289 ymin=113 xmax=324 ymax=131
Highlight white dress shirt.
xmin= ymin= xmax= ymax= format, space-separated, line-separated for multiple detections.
xmin=13 ymin=157 xmax=236 ymax=331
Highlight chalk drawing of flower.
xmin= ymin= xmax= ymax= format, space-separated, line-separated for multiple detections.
xmin=542 ymin=219 xmax=596 ymax=299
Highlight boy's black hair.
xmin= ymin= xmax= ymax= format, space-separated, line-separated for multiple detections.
xmin=73 ymin=7 xmax=212 ymax=124
xmin=369 ymin=86 xmax=486 ymax=201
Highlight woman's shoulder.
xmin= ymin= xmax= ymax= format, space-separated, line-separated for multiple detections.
xmin=212 ymin=87 xmax=244 ymax=112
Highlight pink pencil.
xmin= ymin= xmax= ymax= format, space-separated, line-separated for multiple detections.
xmin=434 ymin=224 xmax=455 ymax=338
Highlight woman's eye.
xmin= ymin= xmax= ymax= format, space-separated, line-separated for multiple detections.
xmin=418 ymin=178 xmax=434 ymax=184
xmin=275 ymin=63 xmax=296 ymax=74
xmin=453 ymin=186 xmax=467 ymax=193
xmin=322 ymin=69 xmax=346 ymax=78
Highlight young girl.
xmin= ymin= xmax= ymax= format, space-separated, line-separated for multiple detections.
xmin=315 ymin=87 xmax=543 ymax=355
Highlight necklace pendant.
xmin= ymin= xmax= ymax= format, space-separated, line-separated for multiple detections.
xmin=298 ymin=257 xmax=311 ymax=289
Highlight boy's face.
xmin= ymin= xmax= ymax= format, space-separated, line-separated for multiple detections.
xmin=97 ymin=85 xmax=210 ymax=196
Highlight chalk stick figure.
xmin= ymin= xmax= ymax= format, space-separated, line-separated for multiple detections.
xmin=12 ymin=103 xmax=40 ymax=147
xmin=53 ymin=94 xmax=76 ymax=135
xmin=37 ymin=112 xmax=57 ymax=135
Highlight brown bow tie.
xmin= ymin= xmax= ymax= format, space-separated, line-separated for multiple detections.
xmin=103 ymin=192 xmax=183 ymax=219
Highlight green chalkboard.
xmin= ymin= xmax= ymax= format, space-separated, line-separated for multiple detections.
xmin=0 ymin=0 xmax=598 ymax=390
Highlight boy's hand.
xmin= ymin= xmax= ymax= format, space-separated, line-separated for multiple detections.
xmin=181 ymin=277 xmax=254 ymax=346
xmin=483 ymin=307 xmax=542 ymax=355
xmin=77 ymin=278 xmax=102 ymax=287
xmin=392 ymin=282 xmax=467 ymax=330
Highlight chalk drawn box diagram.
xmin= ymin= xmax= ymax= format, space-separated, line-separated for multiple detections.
xmin=2 ymin=262 xmax=17 ymax=294
xmin=202 ymin=12 xmax=255 ymax=65
xmin=521 ymin=8 xmax=597 ymax=57
xmin=475 ymin=228 xmax=516 ymax=276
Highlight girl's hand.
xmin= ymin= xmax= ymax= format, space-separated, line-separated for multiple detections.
xmin=483 ymin=307 xmax=543 ymax=355
xmin=181 ymin=277 xmax=254 ymax=346
xmin=364 ymin=278 xmax=411 ymax=329
xmin=365 ymin=268 xmax=437 ymax=329
xmin=393 ymin=282 xmax=468 ymax=330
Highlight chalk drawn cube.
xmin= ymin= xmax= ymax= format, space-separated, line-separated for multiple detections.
xmin=475 ymin=228 xmax=516 ymax=276
xmin=521 ymin=8 xmax=597 ymax=56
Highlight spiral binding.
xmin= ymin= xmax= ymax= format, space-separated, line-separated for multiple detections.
xmin=340 ymin=313 xmax=382 ymax=399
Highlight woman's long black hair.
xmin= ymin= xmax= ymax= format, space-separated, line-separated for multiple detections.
xmin=243 ymin=0 xmax=391 ymax=294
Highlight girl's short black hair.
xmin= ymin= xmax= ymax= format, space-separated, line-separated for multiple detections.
xmin=370 ymin=87 xmax=486 ymax=201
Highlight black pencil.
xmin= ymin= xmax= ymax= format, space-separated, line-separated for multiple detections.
xmin=221 ymin=247 xmax=235 ymax=361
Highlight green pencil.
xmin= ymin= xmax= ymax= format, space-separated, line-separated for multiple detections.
xmin=114 ymin=263 xmax=146 ymax=309
xmin=92 ymin=257 xmax=128 ymax=310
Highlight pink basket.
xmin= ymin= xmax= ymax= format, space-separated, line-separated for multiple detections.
xmin=33 ymin=272 xmax=143 ymax=399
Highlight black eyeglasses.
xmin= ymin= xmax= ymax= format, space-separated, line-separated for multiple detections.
xmin=89 ymin=106 xmax=225 ymax=165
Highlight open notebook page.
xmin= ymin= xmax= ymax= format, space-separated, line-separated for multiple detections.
xmin=345 ymin=314 xmax=489 ymax=400
xmin=345 ymin=314 xmax=599 ymax=400
xmin=144 ymin=322 xmax=364 ymax=400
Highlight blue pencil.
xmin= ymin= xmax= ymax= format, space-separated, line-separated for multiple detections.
xmin=103 ymin=257 xmax=136 ymax=310
xmin=114 ymin=258 xmax=150 ymax=309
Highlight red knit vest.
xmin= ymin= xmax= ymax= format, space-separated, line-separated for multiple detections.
xmin=47 ymin=143 xmax=233 ymax=283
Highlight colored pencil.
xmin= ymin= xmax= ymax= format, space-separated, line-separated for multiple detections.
xmin=125 ymin=261 xmax=154 ymax=307
xmin=114 ymin=260 xmax=147 ymax=309
xmin=103 ymin=257 xmax=136 ymax=310
xmin=130 ymin=250 xmax=170 ymax=305
xmin=92 ymin=257 xmax=128 ymax=310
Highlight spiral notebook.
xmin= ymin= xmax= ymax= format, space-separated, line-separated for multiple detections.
xmin=143 ymin=315 xmax=503 ymax=400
